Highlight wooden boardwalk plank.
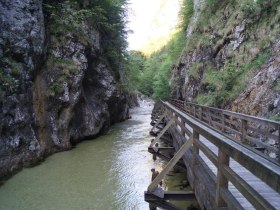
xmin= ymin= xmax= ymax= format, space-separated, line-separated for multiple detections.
xmin=159 ymin=101 xmax=280 ymax=210
xmin=198 ymin=136 xmax=280 ymax=209
xmin=180 ymin=118 xmax=280 ymax=209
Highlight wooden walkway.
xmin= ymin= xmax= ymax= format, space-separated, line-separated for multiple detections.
xmin=146 ymin=100 xmax=280 ymax=210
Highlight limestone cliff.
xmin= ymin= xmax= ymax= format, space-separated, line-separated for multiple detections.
xmin=0 ymin=0 xmax=129 ymax=181
xmin=170 ymin=0 xmax=280 ymax=119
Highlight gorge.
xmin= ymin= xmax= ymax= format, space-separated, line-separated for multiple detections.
xmin=0 ymin=0 xmax=280 ymax=209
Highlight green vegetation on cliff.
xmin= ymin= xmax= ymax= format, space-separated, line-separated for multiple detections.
xmin=126 ymin=30 xmax=186 ymax=100
xmin=126 ymin=0 xmax=279 ymax=110
xmin=125 ymin=0 xmax=194 ymax=100
xmin=44 ymin=0 xmax=128 ymax=71
xmin=186 ymin=0 xmax=279 ymax=107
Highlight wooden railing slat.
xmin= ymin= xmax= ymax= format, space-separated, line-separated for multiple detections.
xmin=196 ymin=140 xmax=218 ymax=167
xmin=221 ymin=188 xmax=245 ymax=210
xmin=169 ymin=99 xmax=280 ymax=163
xmin=222 ymin=165 xmax=276 ymax=210
xmin=163 ymin=100 xmax=280 ymax=194
xmin=161 ymin=99 xmax=280 ymax=209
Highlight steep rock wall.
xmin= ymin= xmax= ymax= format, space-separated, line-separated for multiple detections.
xmin=0 ymin=0 xmax=46 ymax=180
xmin=0 ymin=0 xmax=129 ymax=181
xmin=170 ymin=0 xmax=280 ymax=118
xmin=230 ymin=40 xmax=280 ymax=116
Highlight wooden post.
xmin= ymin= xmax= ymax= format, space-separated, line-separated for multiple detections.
xmin=221 ymin=113 xmax=225 ymax=132
xmin=207 ymin=109 xmax=212 ymax=126
xmin=183 ymin=101 xmax=187 ymax=113
xmin=192 ymin=130 xmax=199 ymax=166
xmin=199 ymin=107 xmax=202 ymax=120
xmin=241 ymin=119 xmax=248 ymax=144
xmin=179 ymin=117 xmax=185 ymax=137
xmin=148 ymin=135 xmax=194 ymax=193
xmin=216 ymin=149 xmax=229 ymax=207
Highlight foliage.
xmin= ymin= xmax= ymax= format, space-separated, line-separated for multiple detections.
xmin=189 ymin=62 xmax=203 ymax=78
xmin=0 ymin=58 xmax=21 ymax=97
xmin=179 ymin=0 xmax=194 ymax=31
xmin=124 ymin=51 xmax=146 ymax=90
xmin=197 ymin=64 xmax=242 ymax=107
xmin=0 ymin=69 xmax=15 ymax=93
xmin=44 ymin=2 xmax=106 ymax=34
xmin=196 ymin=52 xmax=270 ymax=107
xmin=269 ymin=114 xmax=280 ymax=122
xmin=44 ymin=0 xmax=128 ymax=71
xmin=240 ymin=0 xmax=266 ymax=15
xmin=275 ymin=81 xmax=280 ymax=91
xmin=125 ymin=30 xmax=186 ymax=99
xmin=206 ymin=0 xmax=226 ymax=13
xmin=152 ymin=70 xmax=171 ymax=100
xmin=47 ymin=57 xmax=78 ymax=75
xmin=46 ymin=57 xmax=77 ymax=95
xmin=94 ymin=0 xmax=128 ymax=70
xmin=48 ymin=82 xmax=64 ymax=95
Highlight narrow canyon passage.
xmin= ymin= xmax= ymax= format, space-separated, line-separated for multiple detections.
xmin=0 ymin=101 xmax=161 ymax=210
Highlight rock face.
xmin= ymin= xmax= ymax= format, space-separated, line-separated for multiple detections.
xmin=229 ymin=40 xmax=280 ymax=117
xmin=0 ymin=0 xmax=129 ymax=181
xmin=170 ymin=1 xmax=280 ymax=119
xmin=0 ymin=0 xmax=46 ymax=180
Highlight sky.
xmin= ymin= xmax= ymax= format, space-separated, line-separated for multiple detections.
xmin=126 ymin=0 xmax=181 ymax=52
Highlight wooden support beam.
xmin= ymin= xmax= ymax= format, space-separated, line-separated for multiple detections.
xmin=151 ymin=110 xmax=167 ymax=131
xmin=192 ymin=130 xmax=199 ymax=166
xmin=150 ymin=118 xmax=174 ymax=147
xmin=145 ymin=191 xmax=196 ymax=201
xmin=148 ymin=147 xmax=187 ymax=170
xmin=147 ymin=200 xmax=183 ymax=210
xmin=148 ymin=135 xmax=193 ymax=192
xmin=148 ymin=147 xmax=175 ymax=153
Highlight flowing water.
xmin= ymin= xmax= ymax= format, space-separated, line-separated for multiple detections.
xmin=0 ymin=101 xmax=164 ymax=210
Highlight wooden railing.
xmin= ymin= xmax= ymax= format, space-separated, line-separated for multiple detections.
xmin=169 ymin=99 xmax=280 ymax=164
xmin=158 ymin=100 xmax=280 ymax=209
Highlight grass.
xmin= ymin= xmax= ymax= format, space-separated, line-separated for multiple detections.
xmin=0 ymin=68 xmax=16 ymax=93
xmin=195 ymin=50 xmax=270 ymax=107
xmin=179 ymin=0 xmax=194 ymax=31
xmin=189 ymin=62 xmax=203 ymax=79
xmin=46 ymin=57 xmax=78 ymax=95
xmin=48 ymin=81 xmax=64 ymax=95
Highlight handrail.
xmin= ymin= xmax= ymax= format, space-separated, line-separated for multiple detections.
xmin=160 ymin=100 xmax=280 ymax=209
xmin=169 ymin=99 xmax=280 ymax=164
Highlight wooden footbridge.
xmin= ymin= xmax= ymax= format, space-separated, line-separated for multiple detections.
xmin=145 ymin=99 xmax=280 ymax=210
